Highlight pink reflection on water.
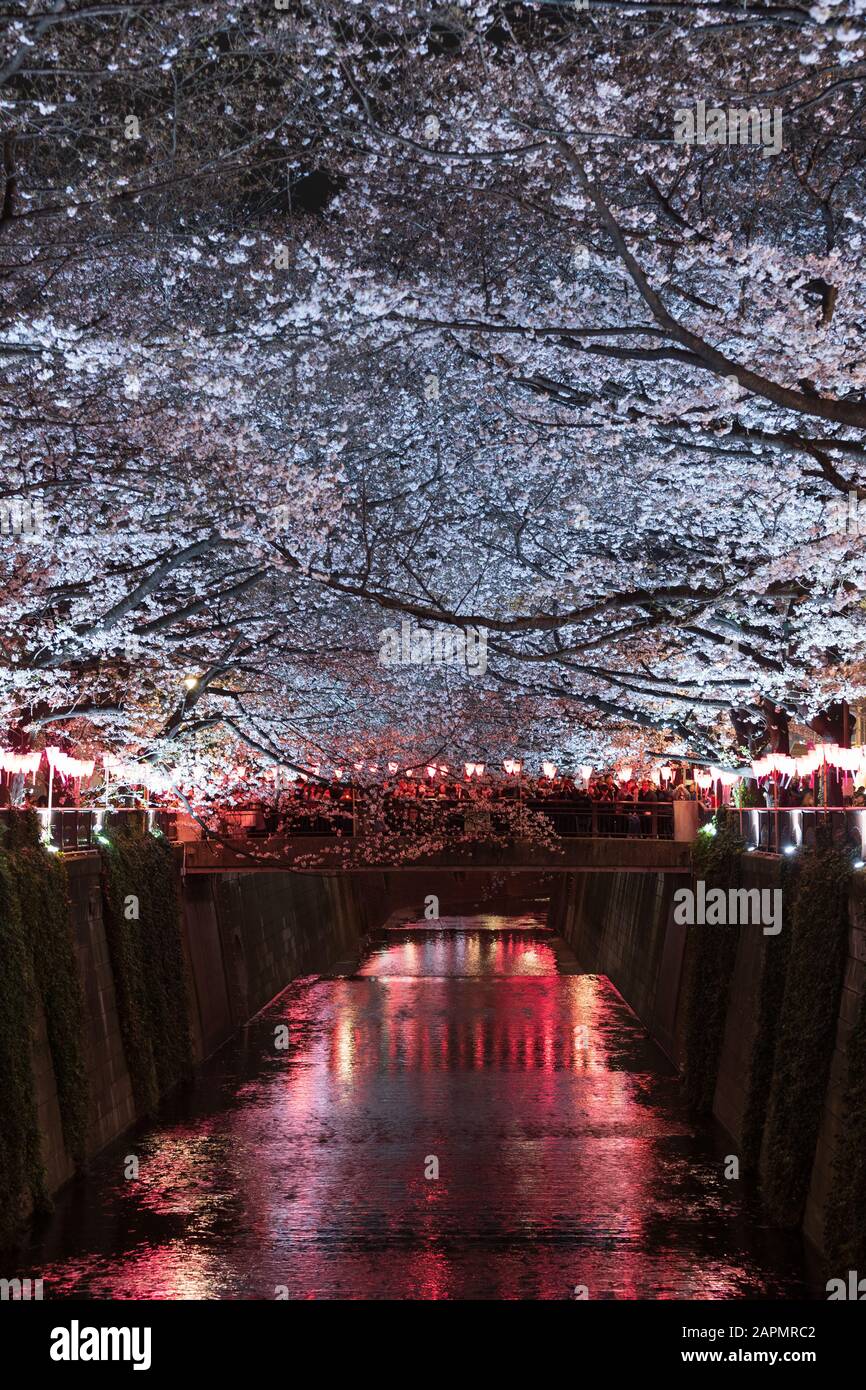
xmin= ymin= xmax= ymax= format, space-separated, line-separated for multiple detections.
xmin=16 ymin=920 xmax=812 ymax=1300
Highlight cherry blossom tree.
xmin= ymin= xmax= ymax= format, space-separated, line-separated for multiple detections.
xmin=2 ymin=0 xmax=866 ymax=789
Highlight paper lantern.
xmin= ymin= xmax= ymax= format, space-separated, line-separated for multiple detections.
xmin=616 ymin=765 xmax=634 ymax=784
xmin=542 ymin=761 xmax=557 ymax=779
xmin=578 ymin=764 xmax=593 ymax=784
xmin=0 ymin=749 xmax=42 ymax=775
xmin=46 ymin=747 xmax=95 ymax=778
xmin=771 ymin=754 xmax=797 ymax=777
xmin=387 ymin=762 xmax=398 ymax=774
xmin=711 ymin=767 xmax=740 ymax=787
xmin=834 ymin=747 xmax=862 ymax=772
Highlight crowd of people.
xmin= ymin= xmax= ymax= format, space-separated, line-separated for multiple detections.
xmin=210 ymin=770 xmax=713 ymax=839
xmin=7 ymin=758 xmax=866 ymax=846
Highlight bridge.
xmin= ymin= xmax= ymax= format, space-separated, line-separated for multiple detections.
xmin=180 ymin=832 xmax=694 ymax=874
xmin=14 ymin=800 xmax=866 ymax=871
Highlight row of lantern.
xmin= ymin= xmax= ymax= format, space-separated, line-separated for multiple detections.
xmin=0 ymin=747 xmax=181 ymax=791
xmin=751 ymin=746 xmax=866 ymax=780
xmin=18 ymin=745 xmax=855 ymax=795
xmin=1 ymin=747 xmax=96 ymax=778
xmin=283 ymin=760 xmax=720 ymax=784
xmin=290 ymin=759 xmax=560 ymax=780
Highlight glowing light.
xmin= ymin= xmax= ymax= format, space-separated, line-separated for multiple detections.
xmin=795 ymin=751 xmax=821 ymax=776
xmin=711 ymin=766 xmax=741 ymax=787
xmin=834 ymin=746 xmax=864 ymax=772
xmin=1 ymin=748 xmax=93 ymax=776
xmin=183 ymin=675 xmax=199 ymax=690
xmin=46 ymin=747 xmax=96 ymax=778
xmin=387 ymin=762 xmax=399 ymax=774
xmin=542 ymin=761 xmax=557 ymax=780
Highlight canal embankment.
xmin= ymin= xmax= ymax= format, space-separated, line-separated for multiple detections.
xmin=549 ymin=845 xmax=866 ymax=1266
xmin=0 ymin=816 xmax=367 ymax=1244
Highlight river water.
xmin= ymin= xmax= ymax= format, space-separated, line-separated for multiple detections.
xmin=15 ymin=916 xmax=815 ymax=1300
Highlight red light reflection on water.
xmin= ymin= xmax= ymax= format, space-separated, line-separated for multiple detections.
xmin=15 ymin=921 xmax=811 ymax=1300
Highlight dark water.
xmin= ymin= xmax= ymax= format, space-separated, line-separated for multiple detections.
xmin=13 ymin=916 xmax=815 ymax=1300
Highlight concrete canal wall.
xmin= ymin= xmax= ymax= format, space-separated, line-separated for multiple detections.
xmin=17 ymin=842 xmax=866 ymax=1265
xmin=549 ymin=860 xmax=866 ymax=1261
xmin=26 ymin=855 xmax=368 ymax=1213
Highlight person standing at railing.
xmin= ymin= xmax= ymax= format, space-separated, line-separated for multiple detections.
xmin=637 ymin=780 xmax=657 ymax=836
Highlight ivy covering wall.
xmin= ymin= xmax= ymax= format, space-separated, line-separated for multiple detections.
xmin=0 ymin=811 xmax=87 ymax=1246
xmin=824 ymin=987 xmax=866 ymax=1269
xmin=682 ymin=816 xmax=744 ymax=1114
xmin=100 ymin=819 xmax=192 ymax=1113
xmin=740 ymin=857 xmax=796 ymax=1171
xmin=760 ymin=834 xmax=851 ymax=1228
xmin=683 ymin=822 xmax=861 ymax=1242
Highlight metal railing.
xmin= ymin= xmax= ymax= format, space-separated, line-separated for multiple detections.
xmin=379 ymin=797 xmax=676 ymax=840
xmin=0 ymin=797 xmax=720 ymax=851
xmin=0 ymin=807 xmax=180 ymax=850
xmin=731 ymin=805 xmax=866 ymax=857
xmin=215 ymin=799 xmax=357 ymax=838
xmin=528 ymin=798 xmax=675 ymax=839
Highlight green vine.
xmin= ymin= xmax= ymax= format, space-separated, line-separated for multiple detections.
xmin=761 ymin=832 xmax=851 ymax=1227
xmin=0 ymin=841 xmax=42 ymax=1245
xmin=823 ymin=976 xmax=866 ymax=1268
xmin=682 ymin=815 xmax=745 ymax=1114
xmin=101 ymin=820 xmax=191 ymax=1112
xmin=739 ymin=857 xmax=796 ymax=1170
xmin=734 ymin=779 xmax=765 ymax=809
xmin=0 ymin=810 xmax=87 ymax=1246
